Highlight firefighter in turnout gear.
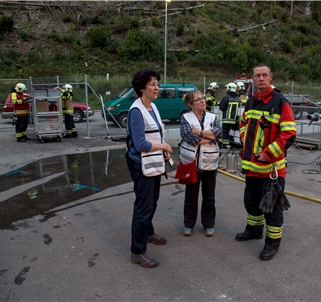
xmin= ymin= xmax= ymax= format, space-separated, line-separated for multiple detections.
xmin=236 ymin=81 xmax=248 ymax=105
xmin=236 ymin=62 xmax=296 ymax=261
xmin=61 ymin=84 xmax=78 ymax=138
xmin=219 ymin=83 xmax=240 ymax=147
xmin=204 ymin=82 xmax=219 ymax=112
xmin=11 ymin=83 xmax=31 ymax=142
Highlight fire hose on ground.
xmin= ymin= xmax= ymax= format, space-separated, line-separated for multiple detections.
xmin=218 ymin=168 xmax=321 ymax=205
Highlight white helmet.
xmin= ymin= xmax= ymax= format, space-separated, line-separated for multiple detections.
xmin=65 ymin=84 xmax=73 ymax=92
xmin=208 ymin=82 xmax=219 ymax=90
xmin=237 ymin=81 xmax=245 ymax=90
xmin=225 ymin=82 xmax=237 ymax=92
xmin=15 ymin=83 xmax=26 ymax=92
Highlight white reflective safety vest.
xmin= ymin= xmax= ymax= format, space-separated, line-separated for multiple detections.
xmin=180 ymin=111 xmax=220 ymax=171
xmin=129 ymin=98 xmax=165 ymax=177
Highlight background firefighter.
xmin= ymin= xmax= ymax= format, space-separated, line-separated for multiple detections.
xmin=219 ymin=82 xmax=240 ymax=147
xmin=204 ymin=82 xmax=219 ymax=112
xmin=236 ymin=62 xmax=297 ymax=261
xmin=61 ymin=84 xmax=78 ymax=138
xmin=11 ymin=83 xmax=30 ymax=142
xmin=236 ymin=81 xmax=249 ymax=105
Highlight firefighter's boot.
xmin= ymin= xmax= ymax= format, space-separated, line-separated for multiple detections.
xmin=22 ymin=135 xmax=31 ymax=140
xmin=17 ymin=137 xmax=27 ymax=142
xmin=259 ymin=246 xmax=279 ymax=261
xmin=235 ymin=229 xmax=263 ymax=241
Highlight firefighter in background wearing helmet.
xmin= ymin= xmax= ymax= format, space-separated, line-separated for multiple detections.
xmin=219 ymin=83 xmax=240 ymax=147
xmin=61 ymin=84 xmax=78 ymax=138
xmin=11 ymin=83 xmax=30 ymax=142
xmin=236 ymin=81 xmax=248 ymax=105
xmin=204 ymin=82 xmax=219 ymax=112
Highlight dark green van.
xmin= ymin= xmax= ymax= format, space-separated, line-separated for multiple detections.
xmin=101 ymin=83 xmax=198 ymax=127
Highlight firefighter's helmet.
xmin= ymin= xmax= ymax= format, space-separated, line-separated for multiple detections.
xmin=208 ymin=82 xmax=219 ymax=90
xmin=237 ymin=81 xmax=245 ymax=90
xmin=15 ymin=83 xmax=26 ymax=92
xmin=65 ymin=84 xmax=73 ymax=92
xmin=225 ymin=82 xmax=237 ymax=92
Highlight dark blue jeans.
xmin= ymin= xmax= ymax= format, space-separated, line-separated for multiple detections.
xmin=127 ymin=156 xmax=161 ymax=254
xmin=184 ymin=169 xmax=217 ymax=229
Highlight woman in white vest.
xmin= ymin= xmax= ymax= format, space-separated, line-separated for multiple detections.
xmin=180 ymin=90 xmax=222 ymax=237
xmin=126 ymin=69 xmax=172 ymax=268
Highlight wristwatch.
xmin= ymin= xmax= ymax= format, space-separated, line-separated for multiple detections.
xmin=199 ymin=130 xmax=203 ymax=137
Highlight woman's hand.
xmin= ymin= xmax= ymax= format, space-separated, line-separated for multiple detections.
xmin=191 ymin=124 xmax=201 ymax=136
xmin=163 ymin=143 xmax=172 ymax=160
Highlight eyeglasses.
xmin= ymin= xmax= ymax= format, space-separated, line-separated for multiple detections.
xmin=147 ymin=83 xmax=160 ymax=88
xmin=191 ymin=97 xmax=205 ymax=103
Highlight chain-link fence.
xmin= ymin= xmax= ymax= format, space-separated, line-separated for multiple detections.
xmin=1 ymin=75 xmax=321 ymax=113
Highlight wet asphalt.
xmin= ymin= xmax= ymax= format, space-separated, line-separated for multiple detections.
xmin=0 ymin=115 xmax=321 ymax=301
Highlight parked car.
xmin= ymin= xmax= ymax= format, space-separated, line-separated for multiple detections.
xmin=101 ymin=83 xmax=198 ymax=128
xmin=1 ymin=93 xmax=94 ymax=123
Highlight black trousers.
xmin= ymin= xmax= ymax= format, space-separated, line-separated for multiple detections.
xmin=65 ymin=114 xmax=76 ymax=134
xmin=244 ymin=176 xmax=284 ymax=248
xmin=127 ymin=156 xmax=161 ymax=254
xmin=15 ymin=116 xmax=29 ymax=139
xmin=184 ymin=169 xmax=217 ymax=229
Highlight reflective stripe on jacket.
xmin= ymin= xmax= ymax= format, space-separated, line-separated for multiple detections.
xmin=240 ymin=87 xmax=296 ymax=178
xmin=180 ymin=111 xmax=220 ymax=171
xmin=129 ymin=98 xmax=165 ymax=177
xmin=11 ymin=92 xmax=29 ymax=116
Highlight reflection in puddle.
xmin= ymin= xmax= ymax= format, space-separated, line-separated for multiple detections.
xmin=0 ymin=148 xmax=181 ymax=230
xmin=0 ymin=149 xmax=132 ymax=229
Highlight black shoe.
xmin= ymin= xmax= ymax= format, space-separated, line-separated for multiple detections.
xmin=72 ymin=133 xmax=78 ymax=137
xmin=17 ymin=138 xmax=26 ymax=142
xmin=64 ymin=134 xmax=72 ymax=138
xmin=259 ymin=246 xmax=279 ymax=261
xmin=235 ymin=230 xmax=263 ymax=241
xmin=22 ymin=135 xmax=31 ymax=140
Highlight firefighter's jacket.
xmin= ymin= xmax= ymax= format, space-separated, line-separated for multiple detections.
xmin=239 ymin=91 xmax=249 ymax=105
xmin=128 ymin=98 xmax=165 ymax=177
xmin=239 ymin=86 xmax=296 ymax=178
xmin=61 ymin=89 xmax=74 ymax=115
xmin=11 ymin=92 xmax=29 ymax=116
xmin=219 ymin=92 xmax=240 ymax=124
xmin=180 ymin=111 xmax=220 ymax=171
xmin=204 ymin=89 xmax=218 ymax=112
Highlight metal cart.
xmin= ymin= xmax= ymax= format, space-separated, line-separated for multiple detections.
xmin=32 ymin=89 xmax=64 ymax=143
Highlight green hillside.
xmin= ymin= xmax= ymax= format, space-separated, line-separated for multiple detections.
xmin=1 ymin=0 xmax=321 ymax=82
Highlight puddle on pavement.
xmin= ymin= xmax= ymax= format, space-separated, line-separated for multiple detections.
xmin=0 ymin=148 xmax=180 ymax=230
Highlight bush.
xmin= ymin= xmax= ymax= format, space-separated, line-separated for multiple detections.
xmin=0 ymin=16 xmax=14 ymax=34
xmin=118 ymin=29 xmax=163 ymax=61
xmin=87 ymin=25 xmax=115 ymax=51
xmin=152 ymin=17 xmax=162 ymax=28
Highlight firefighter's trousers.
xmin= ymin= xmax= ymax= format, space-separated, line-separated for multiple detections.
xmin=222 ymin=121 xmax=238 ymax=145
xmin=15 ymin=116 xmax=29 ymax=139
xmin=64 ymin=114 xmax=77 ymax=135
xmin=243 ymin=176 xmax=284 ymax=249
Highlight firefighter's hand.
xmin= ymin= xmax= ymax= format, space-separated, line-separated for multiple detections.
xmin=254 ymin=152 xmax=268 ymax=162
xmin=12 ymin=116 xmax=17 ymax=126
